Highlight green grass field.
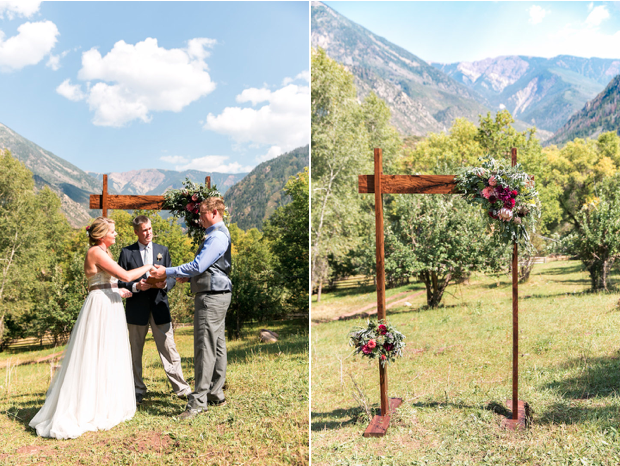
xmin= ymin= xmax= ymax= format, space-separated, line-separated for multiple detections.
xmin=0 ymin=320 xmax=309 ymax=465
xmin=312 ymin=261 xmax=620 ymax=465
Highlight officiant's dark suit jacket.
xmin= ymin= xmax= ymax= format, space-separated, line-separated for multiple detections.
xmin=117 ymin=242 xmax=176 ymax=326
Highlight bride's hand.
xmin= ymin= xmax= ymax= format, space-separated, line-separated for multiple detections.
xmin=118 ymin=288 xmax=133 ymax=299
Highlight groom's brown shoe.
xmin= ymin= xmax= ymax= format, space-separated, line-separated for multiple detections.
xmin=178 ymin=408 xmax=205 ymax=420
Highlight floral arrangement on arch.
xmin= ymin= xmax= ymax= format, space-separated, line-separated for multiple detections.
xmin=455 ymin=157 xmax=541 ymax=248
xmin=349 ymin=320 xmax=405 ymax=367
xmin=162 ymin=177 xmax=223 ymax=246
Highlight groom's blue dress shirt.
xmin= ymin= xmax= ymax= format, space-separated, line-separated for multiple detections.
xmin=165 ymin=221 xmax=229 ymax=278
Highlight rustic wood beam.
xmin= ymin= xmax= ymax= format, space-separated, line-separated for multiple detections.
xmin=358 ymin=175 xmax=459 ymax=194
xmin=90 ymin=195 xmax=166 ymax=210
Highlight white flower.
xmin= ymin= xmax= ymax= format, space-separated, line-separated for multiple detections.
xmin=498 ymin=208 xmax=513 ymax=222
xmin=157 ymin=253 xmax=162 ymax=261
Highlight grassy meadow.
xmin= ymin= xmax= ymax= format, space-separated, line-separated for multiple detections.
xmin=0 ymin=320 xmax=309 ymax=466
xmin=312 ymin=260 xmax=620 ymax=465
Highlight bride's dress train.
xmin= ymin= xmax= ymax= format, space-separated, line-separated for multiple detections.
xmin=29 ymin=271 xmax=136 ymax=439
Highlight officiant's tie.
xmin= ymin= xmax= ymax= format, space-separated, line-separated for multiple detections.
xmin=143 ymin=244 xmax=153 ymax=266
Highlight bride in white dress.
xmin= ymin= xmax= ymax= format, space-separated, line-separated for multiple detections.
xmin=29 ymin=217 xmax=154 ymax=439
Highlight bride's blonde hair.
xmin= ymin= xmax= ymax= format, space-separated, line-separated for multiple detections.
xmin=87 ymin=217 xmax=115 ymax=252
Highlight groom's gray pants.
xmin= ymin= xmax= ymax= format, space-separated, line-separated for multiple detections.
xmin=187 ymin=291 xmax=231 ymax=410
xmin=127 ymin=312 xmax=191 ymax=397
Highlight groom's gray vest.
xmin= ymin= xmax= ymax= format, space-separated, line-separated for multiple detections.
xmin=190 ymin=223 xmax=232 ymax=294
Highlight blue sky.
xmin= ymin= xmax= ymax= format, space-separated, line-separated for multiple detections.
xmin=324 ymin=1 xmax=620 ymax=64
xmin=0 ymin=1 xmax=309 ymax=174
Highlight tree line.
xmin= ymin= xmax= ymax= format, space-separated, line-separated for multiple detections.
xmin=0 ymin=150 xmax=308 ymax=350
xmin=311 ymin=46 xmax=620 ymax=307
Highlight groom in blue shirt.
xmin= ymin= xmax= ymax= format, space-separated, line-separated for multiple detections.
xmin=151 ymin=197 xmax=232 ymax=419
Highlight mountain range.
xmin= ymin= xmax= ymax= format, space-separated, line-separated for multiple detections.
xmin=311 ymin=2 xmax=620 ymax=141
xmin=434 ymin=55 xmax=620 ymax=133
xmin=87 ymin=170 xmax=244 ymax=196
xmin=546 ymin=73 xmax=620 ymax=146
xmin=224 ymin=145 xmax=309 ymax=231
xmin=0 ymin=122 xmax=303 ymax=230
xmin=311 ymin=1 xmax=488 ymax=137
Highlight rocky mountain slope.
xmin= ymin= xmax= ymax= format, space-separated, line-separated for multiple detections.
xmin=434 ymin=55 xmax=620 ymax=133
xmin=311 ymin=1 xmax=489 ymax=136
xmin=546 ymin=73 xmax=620 ymax=146
xmin=88 ymin=169 xmax=244 ymax=196
xmin=224 ymin=145 xmax=309 ymax=231
xmin=0 ymin=122 xmax=248 ymax=227
xmin=0 ymin=122 xmax=99 ymax=227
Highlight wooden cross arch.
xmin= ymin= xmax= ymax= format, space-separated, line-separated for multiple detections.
xmin=358 ymin=148 xmax=530 ymax=437
xmin=90 ymin=174 xmax=211 ymax=217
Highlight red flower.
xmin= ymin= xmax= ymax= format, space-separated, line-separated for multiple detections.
xmin=192 ymin=193 xmax=199 ymax=202
xmin=383 ymin=343 xmax=394 ymax=351
xmin=362 ymin=344 xmax=372 ymax=355
xmin=186 ymin=202 xmax=195 ymax=212
xmin=381 ymin=354 xmax=387 ymax=361
xmin=193 ymin=206 xmax=200 ymax=214
xmin=368 ymin=339 xmax=377 ymax=349
xmin=378 ymin=324 xmax=387 ymax=335
xmin=512 ymin=190 xmax=518 ymax=197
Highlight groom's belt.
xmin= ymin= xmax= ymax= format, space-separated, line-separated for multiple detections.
xmin=89 ymin=283 xmax=119 ymax=292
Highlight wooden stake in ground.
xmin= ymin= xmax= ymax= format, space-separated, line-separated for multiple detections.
xmin=90 ymin=175 xmax=211 ymax=217
xmin=358 ymin=148 xmax=529 ymax=437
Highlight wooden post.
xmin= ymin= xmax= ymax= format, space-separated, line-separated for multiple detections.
xmin=501 ymin=148 xmax=529 ymax=430
xmin=362 ymin=149 xmax=403 ymax=438
xmin=511 ymin=148 xmax=519 ymax=421
xmin=374 ymin=149 xmax=389 ymax=417
xmin=102 ymin=174 xmax=108 ymax=218
xmin=206 ymin=176 xmax=211 ymax=189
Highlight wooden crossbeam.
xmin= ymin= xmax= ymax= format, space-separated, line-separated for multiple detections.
xmin=89 ymin=174 xmax=211 ymax=217
xmin=90 ymin=195 xmax=165 ymax=211
xmin=358 ymin=175 xmax=458 ymax=194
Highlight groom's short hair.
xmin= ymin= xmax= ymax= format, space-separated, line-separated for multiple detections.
xmin=201 ymin=197 xmax=226 ymax=218
xmin=132 ymin=215 xmax=151 ymax=230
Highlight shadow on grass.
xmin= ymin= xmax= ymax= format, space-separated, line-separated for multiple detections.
xmin=3 ymin=396 xmax=46 ymax=436
xmin=537 ymin=353 xmax=620 ymax=425
xmin=311 ymin=407 xmax=367 ymax=431
xmin=540 ymin=264 xmax=585 ymax=276
xmin=1 ymin=343 xmax=64 ymax=356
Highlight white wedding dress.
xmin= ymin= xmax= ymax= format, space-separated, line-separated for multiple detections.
xmin=29 ymin=270 xmax=136 ymax=439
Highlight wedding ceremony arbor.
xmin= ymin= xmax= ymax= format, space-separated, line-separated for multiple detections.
xmin=357 ymin=148 xmax=531 ymax=437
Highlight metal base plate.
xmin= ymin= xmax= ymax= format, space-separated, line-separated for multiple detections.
xmin=363 ymin=398 xmax=403 ymax=437
xmin=501 ymin=399 xmax=531 ymax=430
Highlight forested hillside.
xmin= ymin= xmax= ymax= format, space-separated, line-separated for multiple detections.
xmin=225 ymin=145 xmax=309 ymax=230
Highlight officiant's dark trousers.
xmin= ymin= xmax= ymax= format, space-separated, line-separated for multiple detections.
xmin=187 ymin=291 xmax=231 ymax=410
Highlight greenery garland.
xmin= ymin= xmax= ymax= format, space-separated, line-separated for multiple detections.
xmin=455 ymin=157 xmax=541 ymax=249
xmin=349 ymin=319 xmax=405 ymax=367
xmin=162 ymin=177 xmax=223 ymax=246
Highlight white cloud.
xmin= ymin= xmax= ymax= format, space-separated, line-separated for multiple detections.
xmin=547 ymin=24 xmax=620 ymax=59
xmin=59 ymin=37 xmax=216 ymax=126
xmin=203 ymin=82 xmax=309 ymax=161
xmin=174 ymin=155 xmax=253 ymax=174
xmin=46 ymin=49 xmax=69 ymax=71
xmin=0 ymin=20 xmax=59 ymax=72
xmin=56 ymin=79 xmax=86 ymax=101
xmin=586 ymin=5 xmax=609 ymax=27
xmin=0 ymin=1 xmax=41 ymax=19
xmin=257 ymin=146 xmax=283 ymax=163
xmin=160 ymin=155 xmax=189 ymax=164
xmin=282 ymin=70 xmax=310 ymax=85
xmin=528 ymin=6 xmax=549 ymax=25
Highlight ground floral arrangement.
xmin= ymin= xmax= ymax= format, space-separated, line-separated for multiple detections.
xmin=349 ymin=320 xmax=405 ymax=367
xmin=162 ymin=178 xmax=223 ymax=245
xmin=455 ymin=156 xmax=541 ymax=248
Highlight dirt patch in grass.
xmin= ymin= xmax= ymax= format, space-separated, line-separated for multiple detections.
xmin=14 ymin=444 xmax=55 ymax=456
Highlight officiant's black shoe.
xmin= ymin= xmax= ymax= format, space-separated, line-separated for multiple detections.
xmin=136 ymin=393 xmax=145 ymax=405
xmin=207 ymin=399 xmax=227 ymax=407
xmin=178 ymin=408 xmax=205 ymax=420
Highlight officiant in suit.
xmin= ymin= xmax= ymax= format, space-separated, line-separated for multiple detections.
xmin=117 ymin=215 xmax=191 ymax=405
